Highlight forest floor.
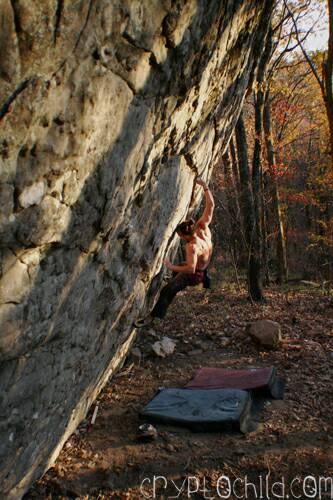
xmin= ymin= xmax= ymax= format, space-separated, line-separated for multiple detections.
xmin=26 ymin=265 xmax=333 ymax=500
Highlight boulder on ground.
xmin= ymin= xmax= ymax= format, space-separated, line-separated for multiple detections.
xmin=152 ymin=337 xmax=176 ymax=358
xmin=246 ymin=320 xmax=282 ymax=349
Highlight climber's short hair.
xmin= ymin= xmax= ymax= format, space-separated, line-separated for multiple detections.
xmin=176 ymin=218 xmax=195 ymax=237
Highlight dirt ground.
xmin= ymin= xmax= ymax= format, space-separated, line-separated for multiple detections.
xmin=25 ymin=269 xmax=333 ymax=500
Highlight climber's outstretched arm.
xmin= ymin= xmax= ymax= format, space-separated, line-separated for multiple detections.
xmin=196 ymin=177 xmax=215 ymax=227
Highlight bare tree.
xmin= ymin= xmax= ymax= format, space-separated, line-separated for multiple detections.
xmin=284 ymin=0 xmax=333 ymax=168
xmin=235 ymin=111 xmax=265 ymax=301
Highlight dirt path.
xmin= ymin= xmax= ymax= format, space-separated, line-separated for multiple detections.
xmin=26 ymin=275 xmax=333 ymax=499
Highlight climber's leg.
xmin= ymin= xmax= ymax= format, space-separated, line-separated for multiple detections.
xmin=134 ymin=270 xmax=205 ymax=327
xmin=134 ymin=273 xmax=190 ymax=327
xmin=150 ymin=272 xmax=191 ymax=319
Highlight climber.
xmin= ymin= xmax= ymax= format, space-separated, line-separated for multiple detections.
xmin=134 ymin=177 xmax=214 ymax=328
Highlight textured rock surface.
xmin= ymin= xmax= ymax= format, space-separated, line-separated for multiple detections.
xmin=0 ymin=0 xmax=273 ymax=497
xmin=247 ymin=319 xmax=282 ymax=348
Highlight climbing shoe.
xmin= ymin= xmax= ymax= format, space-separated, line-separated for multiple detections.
xmin=133 ymin=315 xmax=154 ymax=328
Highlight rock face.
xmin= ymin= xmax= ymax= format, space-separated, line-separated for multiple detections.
xmin=0 ymin=0 xmax=273 ymax=497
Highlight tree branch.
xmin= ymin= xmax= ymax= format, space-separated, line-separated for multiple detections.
xmin=283 ymin=0 xmax=324 ymax=92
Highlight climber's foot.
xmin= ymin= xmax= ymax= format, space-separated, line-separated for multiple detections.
xmin=134 ymin=315 xmax=154 ymax=328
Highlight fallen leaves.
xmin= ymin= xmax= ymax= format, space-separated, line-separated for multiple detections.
xmin=26 ymin=281 xmax=333 ymax=499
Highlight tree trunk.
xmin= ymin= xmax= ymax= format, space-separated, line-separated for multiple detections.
xmin=235 ymin=111 xmax=264 ymax=301
xmin=222 ymin=144 xmax=243 ymax=260
xmin=230 ymin=135 xmax=241 ymax=195
xmin=252 ymin=88 xmax=264 ymax=289
xmin=229 ymin=136 xmax=247 ymax=267
xmin=324 ymin=0 xmax=333 ymax=169
xmin=261 ymin=170 xmax=270 ymax=284
xmin=263 ymin=93 xmax=288 ymax=283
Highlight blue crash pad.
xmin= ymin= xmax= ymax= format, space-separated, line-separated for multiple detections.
xmin=140 ymin=388 xmax=253 ymax=433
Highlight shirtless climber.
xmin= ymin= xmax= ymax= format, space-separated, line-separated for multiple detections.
xmin=134 ymin=177 xmax=214 ymax=328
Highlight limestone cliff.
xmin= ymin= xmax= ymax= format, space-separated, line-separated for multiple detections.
xmin=0 ymin=0 xmax=273 ymax=497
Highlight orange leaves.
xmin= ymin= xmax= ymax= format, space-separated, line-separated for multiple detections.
xmin=268 ymin=161 xmax=295 ymax=178
xmin=272 ymin=99 xmax=301 ymax=128
xmin=285 ymin=191 xmax=318 ymax=205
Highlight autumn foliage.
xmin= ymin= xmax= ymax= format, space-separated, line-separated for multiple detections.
xmin=212 ymin=0 xmax=333 ymax=289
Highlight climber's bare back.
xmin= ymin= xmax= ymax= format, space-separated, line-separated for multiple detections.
xmin=162 ymin=177 xmax=215 ymax=276
xmin=188 ymin=221 xmax=213 ymax=271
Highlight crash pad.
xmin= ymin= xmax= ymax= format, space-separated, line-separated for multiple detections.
xmin=185 ymin=367 xmax=285 ymax=399
xmin=140 ymin=388 xmax=253 ymax=433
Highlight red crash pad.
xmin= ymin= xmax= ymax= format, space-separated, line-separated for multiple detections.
xmin=186 ymin=367 xmax=285 ymax=399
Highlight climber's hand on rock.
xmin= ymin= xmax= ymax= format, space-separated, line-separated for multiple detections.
xmin=163 ymin=259 xmax=172 ymax=269
xmin=196 ymin=177 xmax=207 ymax=188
